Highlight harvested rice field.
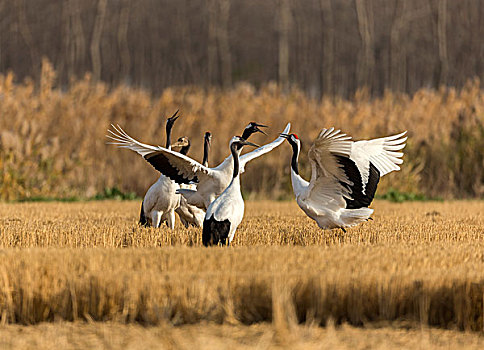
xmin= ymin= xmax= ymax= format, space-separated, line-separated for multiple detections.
xmin=0 ymin=200 xmax=482 ymax=247
xmin=0 ymin=200 xmax=483 ymax=348
xmin=1 ymin=322 xmax=483 ymax=350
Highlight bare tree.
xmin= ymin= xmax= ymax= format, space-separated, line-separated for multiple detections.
xmin=0 ymin=1 xmax=483 ymax=96
xmin=278 ymin=0 xmax=291 ymax=91
xmin=320 ymin=0 xmax=334 ymax=96
xmin=437 ymin=0 xmax=448 ymax=85
xmin=117 ymin=0 xmax=131 ymax=83
xmin=218 ymin=0 xmax=232 ymax=88
xmin=90 ymin=0 xmax=107 ymax=81
xmin=390 ymin=0 xmax=407 ymax=92
xmin=63 ymin=0 xmax=86 ymax=80
xmin=207 ymin=0 xmax=218 ymax=85
xmin=16 ymin=0 xmax=39 ymax=76
xmin=355 ymin=0 xmax=375 ymax=90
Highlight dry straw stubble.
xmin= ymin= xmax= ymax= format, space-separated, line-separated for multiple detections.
xmin=0 ymin=200 xmax=483 ymax=331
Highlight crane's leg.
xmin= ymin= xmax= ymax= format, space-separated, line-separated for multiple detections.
xmin=152 ymin=211 xmax=162 ymax=228
xmin=178 ymin=214 xmax=189 ymax=228
xmin=227 ymin=227 xmax=236 ymax=247
xmin=340 ymin=227 xmax=347 ymax=233
xmin=166 ymin=210 xmax=176 ymax=230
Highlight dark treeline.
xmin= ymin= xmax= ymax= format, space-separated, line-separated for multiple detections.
xmin=1 ymin=0 xmax=483 ymax=97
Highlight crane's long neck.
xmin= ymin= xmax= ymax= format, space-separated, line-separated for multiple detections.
xmin=241 ymin=128 xmax=252 ymax=140
xmin=180 ymin=144 xmax=190 ymax=155
xmin=165 ymin=122 xmax=174 ymax=149
xmin=225 ymin=143 xmax=243 ymax=193
xmin=289 ymin=142 xmax=308 ymax=195
xmin=202 ymin=138 xmax=210 ymax=167
xmin=231 ymin=143 xmax=242 ymax=179
xmin=291 ymin=142 xmax=300 ymax=175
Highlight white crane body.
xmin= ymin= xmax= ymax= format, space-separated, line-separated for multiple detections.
xmin=142 ymin=174 xmax=180 ymax=228
xmin=202 ymin=137 xmax=258 ymax=246
xmin=282 ymin=128 xmax=407 ymax=230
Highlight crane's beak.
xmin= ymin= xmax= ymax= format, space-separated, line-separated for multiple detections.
xmin=279 ymin=133 xmax=289 ymax=139
xmin=240 ymin=139 xmax=259 ymax=148
xmin=167 ymin=109 xmax=180 ymax=123
xmin=254 ymin=123 xmax=268 ymax=135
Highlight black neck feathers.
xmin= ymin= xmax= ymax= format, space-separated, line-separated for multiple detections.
xmin=291 ymin=142 xmax=299 ymax=175
xmin=180 ymin=143 xmax=190 ymax=155
xmin=202 ymin=138 xmax=210 ymax=167
xmin=241 ymin=128 xmax=251 ymax=140
xmin=165 ymin=123 xmax=174 ymax=149
xmin=230 ymin=143 xmax=241 ymax=178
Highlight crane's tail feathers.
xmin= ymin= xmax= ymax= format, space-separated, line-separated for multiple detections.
xmin=340 ymin=207 xmax=374 ymax=227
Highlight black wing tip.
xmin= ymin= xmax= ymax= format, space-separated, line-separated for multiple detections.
xmin=335 ymin=155 xmax=380 ymax=209
xmin=144 ymin=152 xmax=196 ymax=184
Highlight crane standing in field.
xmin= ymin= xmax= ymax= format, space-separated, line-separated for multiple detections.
xmin=280 ymin=128 xmax=407 ymax=231
xmin=107 ymin=122 xmax=290 ymax=211
xmin=137 ymin=110 xmax=182 ymax=228
xmin=203 ymin=136 xmax=259 ymax=246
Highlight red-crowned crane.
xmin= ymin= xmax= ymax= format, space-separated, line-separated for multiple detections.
xmin=280 ymin=128 xmax=407 ymax=231
xmin=137 ymin=111 xmax=182 ymax=228
xmin=202 ymin=136 xmax=259 ymax=246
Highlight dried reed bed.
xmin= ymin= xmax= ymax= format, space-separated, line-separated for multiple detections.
xmin=0 ymin=200 xmax=482 ymax=248
xmin=0 ymin=200 xmax=483 ymax=331
xmin=1 ymin=322 xmax=484 ymax=350
xmin=1 ymin=61 xmax=483 ymax=200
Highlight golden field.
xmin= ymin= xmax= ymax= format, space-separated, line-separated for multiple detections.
xmin=0 ymin=60 xmax=483 ymax=201
xmin=1 ymin=322 xmax=483 ymax=350
xmin=0 ymin=200 xmax=482 ymax=248
xmin=0 ymin=199 xmax=483 ymax=339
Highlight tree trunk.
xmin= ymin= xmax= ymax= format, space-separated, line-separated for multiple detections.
xmin=390 ymin=0 xmax=406 ymax=92
xmin=218 ymin=0 xmax=232 ymax=88
xmin=90 ymin=0 xmax=107 ymax=82
xmin=63 ymin=0 xmax=86 ymax=80
xmin=117 ymin=0 xmax=131 ymax=83
xmin=355 ymin=0 xmax=375 ymax=90
xmin=437 ymin=0 xmax=448 ymax=85
xmin=16 ymin=0 xmax=39 ymax=76
xmin=207 ymin=0 xmax=218 ymax=85
xmin=320 ymin=0 xmax=334 ymax=96
xmin=278 ymin=0 xmax=291 ymax=92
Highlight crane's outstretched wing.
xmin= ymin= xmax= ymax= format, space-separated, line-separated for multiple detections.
xmin=305 ymin=128 xmax=407 ymax=211
xmin=106 ymin=124 xmax=212 ymax=184
xmin=307 ymin=128 xmax=353 ymax=184
xmin=239 ymin=123 xmax=291 ymax=172
xmin=350 ymin=131 xmax=407 ymax=187
xmin=302 ymin=128 xmax=354 ymax=212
